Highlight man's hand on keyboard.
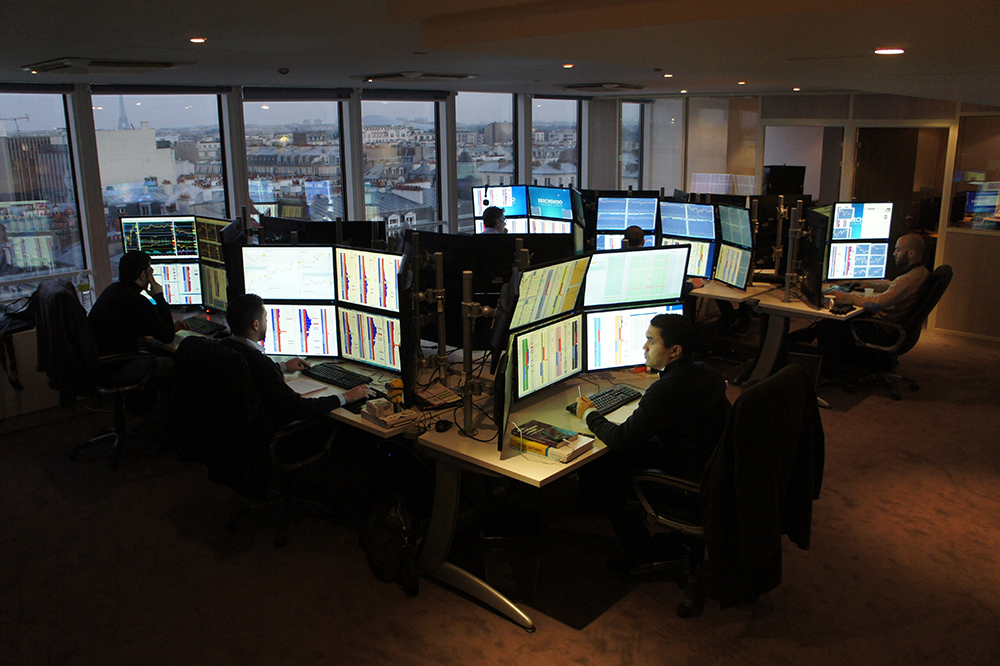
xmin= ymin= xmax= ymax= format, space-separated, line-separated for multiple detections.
xmin=343 ymin=384 xmax=375 ymax=403
xmin=285 ymin=358 xmax=311 ymax=372
xmin=575 ymin=396 xmax=595 ymax=419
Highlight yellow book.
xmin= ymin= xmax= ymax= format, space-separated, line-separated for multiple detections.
xmin=509 ymin=434 xmax=593 ymax=463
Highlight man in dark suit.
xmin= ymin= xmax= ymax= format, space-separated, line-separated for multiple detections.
xmin=221 ymin=293 xmax=373 ymax=430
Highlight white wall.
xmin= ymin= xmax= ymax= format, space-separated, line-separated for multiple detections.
xmin=763 ymin=126 xmax=824 ymax=199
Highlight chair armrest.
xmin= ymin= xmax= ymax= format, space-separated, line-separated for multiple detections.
xmin=849 ymin=318 xmax=906 ymax=353
xmin=632 ymin=469 xmax=704 ymax=535
xmin=270 ymin=420 xmax=337 ymax=473
xmin=96 ymin=351 xmax=158 ymax=393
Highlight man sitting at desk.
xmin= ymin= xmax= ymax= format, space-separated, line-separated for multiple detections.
xmin=481 ymin=206 xmax=507 ymax=234
xmin=221 ymin=294 xmax=373 ymax=430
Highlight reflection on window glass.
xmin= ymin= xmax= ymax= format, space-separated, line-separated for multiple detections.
xmin=532 ymin=99 xmax=579 ymax=188
xmin=455 ymin=92 xmax=514 ymax=232
xmin=242 ymin=100 xmax=344 ymax=223
xmin=0 ymin=93 xmax=85 ymax=303
xmin=687 ymin=97 xmax=757 ymax=196
xmin=361 ymin=100 xmax=439 ymax=231
xmin=92 ymin=94 xmax=226 ymax=278
xmin=621 ymin=102 xmax=642 ymax=190
xmin=950 ymin=116 xmax=1000 ymax=230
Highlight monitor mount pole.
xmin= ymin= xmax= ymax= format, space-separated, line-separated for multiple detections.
xmin=460 ymin=270 xmax=495 ymax=436
xmin=410 ymin=232 xmax=448 ymax=375
xmin=782 ymin=206 xmax=804 ymax=302
xmin=773 ymin=195 xmax=786 ymax=273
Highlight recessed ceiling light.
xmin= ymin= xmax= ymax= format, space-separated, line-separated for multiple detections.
xmin=563 ymin=63 xmax=574 ymax=69
xmin=738 ymin=81 xmax=746 ymax=85
xmin=261 ymin=105 xmax=269 ymax=110
xmin=30 ymin=70 xmax=37 ymax=74
xmin=135 ymin=102 xmax=141 ymax=106
xmin=663 ymin=74 xmax=673 ymax=78
xmin=793 ymin=87 xmax=801 ymax=91
xmin=874 ymin=48 xmax=904 ymax=55
xmin=680 ymin=89 xmax=688 ymax=94
xmin=190 ymin=37 xmax=206 ymax=44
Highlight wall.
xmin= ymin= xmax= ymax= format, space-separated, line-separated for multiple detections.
xmin=936 ymin=231 xmax=1000 ymax=337
xmin=763 ymin=126 xmax=824 ymax=199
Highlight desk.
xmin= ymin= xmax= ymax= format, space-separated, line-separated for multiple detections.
xmin=748 ymin=290 xmax=865 ymax=384
xmin=689 ymin=280 xmax=776 ymax=303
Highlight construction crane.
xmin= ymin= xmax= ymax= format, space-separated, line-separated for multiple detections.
xmin=0 ymin=114 xmax=29 ymax=136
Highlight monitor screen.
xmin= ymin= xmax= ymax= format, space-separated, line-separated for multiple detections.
xmin=596 ymin=234 xmax=653 ymax=251
xmin=713 ymin=244 xmax=753 ymax=290
xmin=149 ymin=262 xmax=201 ymax=305
xmin=242 ymin=246 xmax=336 ymax=301
xmin=513 ymin=314 xmax=582 ymax=400
xmin=827 ymin=241 xmax=889 ymax=280
xmin=586 ymin=304 xmax=683 ymax=371
xmin=528 ymin=186 xmax=574 ymax=220
xmin=338 ymin=306 xmax=402 ymax=372
xmin=473 ymin=185 xmax=528 ymax=218
xmin=595 ymin=197 xmax=658 ymax=231
xmin=717 ymin=205 xmax=753 ymax=248
xmin=662 ymin=237 xmax=714 ymax=278
xmin=122 ymin=216 xmax=198 ymax=260
xmin=194 ymin=216 xmax=230 ymax=264
xmin=659 ymin=202 xmax=716 ymax=240
xmin=528 ymin=218 xmax=573 ymax=233
xmin=475 ymin=217 xmax=529 ymax=234
xmin=200 ymin=264 xmax=228 ymax=311
xmin=831 ymin=203 xmax=893 ymax=240
xmin=583 ymin=245 xmax=688 ymax=308
xmin=335 ymin=248 xmax=401 ymax=313
xmin=509 ymin=256 xmax=590 ymax=331
xmin=262 ymin=302 xmax=338 ymax=358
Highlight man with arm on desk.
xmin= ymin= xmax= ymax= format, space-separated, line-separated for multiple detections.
xmin=220 ymin=293 xmax=374 ymax=430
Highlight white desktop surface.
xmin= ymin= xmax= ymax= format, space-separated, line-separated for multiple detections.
xmin=689 ymin=281 xmax=776 ymax=303
xmin=755 ymin=290 xmax=865 ymax=320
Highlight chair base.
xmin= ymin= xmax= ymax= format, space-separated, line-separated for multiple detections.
xmin=844 ymin=371 xmax=919 ymax=401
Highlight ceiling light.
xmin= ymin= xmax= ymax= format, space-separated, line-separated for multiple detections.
xmin=663 ymin=74 xmax=673 ymax=78
xmin=261 ymin=105 xmax=269 ymax=110
xmin=190 ymin=37 xmax=206 ymax=44
xmin=793 ymin=87 xmax=801 ymax=91
xmin=30 ymin=70 xmax=37 ymax=74
xmin=562 ymin=64 xmax=574 ymax=69
xmin=680 ymin=89 xmax=688 ymax=94
xmin=738 ymin=81 xmax=746 ymax=85
xmin=874 ymin=48 xmax=904 ymax=55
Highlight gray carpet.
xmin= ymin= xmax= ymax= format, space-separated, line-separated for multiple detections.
xmin=2 ymin=330 xmax=999 ymax=665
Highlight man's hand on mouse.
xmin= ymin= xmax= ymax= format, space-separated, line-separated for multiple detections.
xmin=343 ymin=384 xmax=374 ymax=403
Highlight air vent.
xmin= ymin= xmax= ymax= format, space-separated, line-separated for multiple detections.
xmin=22 ymin=58 xmax=192 ymax=75
xmin=352 ymin=71 xmax=477 ymax=83
xmin=562 ymin=82 xmax=648 ymax=93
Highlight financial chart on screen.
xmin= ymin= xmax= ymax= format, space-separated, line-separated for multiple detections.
xmin=335 ymin=248 xmax=401 ymax=312
xmin=514 ymin=314 xmax=582 ymax=400
xmin=338 ymin=306 xmax=402 ymax=372
xmin=831 ymin=203 xmax=893 ymax=240
xmin=509 ymin=256 xmax=590 ymax=331
xmin=713 ymin=244 xmax=753 ymax=289
xmin=597 ymin=234 xmax=654 ymax=251
xmin=473 ymin=185 xmax=528 ymax=218
xmin=586 ymin=304 xmax=682 ymax=371
xmin=149 ymin=263 xmax=201 ymax=305
xmin=662 ymin=237 xmax=714 ymax=278
xmin=595 ymin=197 xmax=658 ymax=231
xmin=242 ymin=246 xmax=335 ymax=301
xmin=718 ymin=205 xmax=753 ymax=248
xmin=263 ymin=303 xmax=338 ymax=357
xmin=583 ymin=246 xmax=688 ymax=308
xmin=827 ymin=242 xmax=889 ymax=280
xmin=122 ymin=216 xmax=198 ymax=259
xmin=659 ymin=202 xmax=716 ymax=240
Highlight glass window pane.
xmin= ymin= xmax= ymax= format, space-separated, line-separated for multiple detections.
xmin=361 ymin=100 xmax=439 ymax=231
xmin=242 ymin=100 xmax=344 ymax=222
xmin=647 ymin=98 xmax=685 ymax=195
xmin=621 ymin=102 xmax=642 ymax=190
xmin=950 ymin=116 xmax=1000 ymax=230
xmin=91 ymin=94 xmax=226 ymax=278
xmin=0 ymin=93 xmax=85 ymax=303
xmin=455 ymin=92 xmax=514 ymax=232
xmin=532 ymin=99 xmax=579 ymax=188
xmin=687 ymin=97 xmax=758 ymax=196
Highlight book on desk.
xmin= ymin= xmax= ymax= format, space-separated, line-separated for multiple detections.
xmin=508 ymin=420 xmax=594 ymax=463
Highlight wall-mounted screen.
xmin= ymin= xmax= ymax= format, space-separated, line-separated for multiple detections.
xmin=335 ymin=248 xmax=401 ymax=313
xmin=513 ymin=314 xmax=582 ymax=400
xmin=262 ymin=303 xmax=338 ymax=358
xmin=583 ymin=246 xmax=688 ymax=308
xmin=509 ymin=256 xmax=590 ymax=331
xmin=242 ymin=246 xmax=335 ymax=301
xmin=585 ymin=304 xmax=683 ymax=372
xmin=338 ymin=306 xmax=402 ymax=372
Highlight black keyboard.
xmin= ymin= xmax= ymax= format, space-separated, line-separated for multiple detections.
xmin=186 ymin=318 xmax=226 ymax=335
xmin=303 ymin=362 xmax=373 ymax=388
xmin=566 ymin=384 xmax=643 ymax=416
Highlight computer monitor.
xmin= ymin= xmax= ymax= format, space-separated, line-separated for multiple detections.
xmin=509 ymin=256 xmax=590 ymax=332
xmin=338 ymin=220 xmax=387 ymax=249
xmin=199 ymin=264 xmax=229 ymax=311
xmin=763 ymin=165 xmax=806 ymax=196
xmin=194 ymin=215 xmax=231 ymax=311
xmin=831 ymin=202 xmax=893 ymax=240
xmin=827 ymin=241 xmax=890 ymax=280
xmin=335 ymin=248 xmax=401 ymax=313
xmin=800 ymin=206 xmax=831 ymax=308
xmin=262 ymin=302 xmax=339 ymax=358
xmin=149 ymin=262 xmax=201 ymax=305
xmin=338 ymin=306 xmax=402 ymax=372
xmin=585 ymin=304 xmax=683 ymax=371
xmin=260 ymin=216 xmax=340 ymax=246
xmin=512 ymin=313 xmax=583 ymax=401
xmin=659 ymin=202 xmax=716 ymax=240
xmin=473 ymin=185 xmax=528 ymax=218
xmin=583 ymin=245 xmax=689 ymax=308
xmin=596 ymin=234 xmax=653 ymax=251
xmin=528 ymin=186 xmax=574 ymax=221
xmin=241 ymin=245 xmax=336 ymax=301
xmin=528 ymin=218 xmax=573 ymax=233
xmin=194 ymin=215 xmax=230 ymax=264
xmin=662 ymin=237 xmax=715 ymax=278
xmin=713 ymin=244 xmax=753 ymax=290
xmin=595 ymin=197 xmax=658 ymax=231
xmin=474 ymin=217 xmax=529 ymax=234
xmin=121 ymin=215 xmax=198 ymax=260
xmin=717 ymin=204 xmax=753 ymax=248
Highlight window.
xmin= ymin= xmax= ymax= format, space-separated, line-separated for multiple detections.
xmin=0 ymin=92 xmax=85 ymax=303
xmin=621 ymin=102 xmax=643 ymax=190
xmin=455 ymin=92 xmax=514 ymax=231
xmin=531 ymin=98 xmax=579 ymax=188
xmin=950 ymin=116 xmax=1000 ymax=230
xmin=686 ymin=97 xmax=758 ymax=195
xmin=243 ymin=100 xmax=345 ymax=222
xmin=361 ymin=100 xmax=439 ymax=228
xmin=91 ymin=93 xmax=226 ymax=278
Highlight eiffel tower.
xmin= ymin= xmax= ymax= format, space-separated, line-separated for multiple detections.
xmin=117 ymin=94 xmax=131 ymax=130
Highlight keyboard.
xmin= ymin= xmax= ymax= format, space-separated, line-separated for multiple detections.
xmin=303 ymin=362 xmax=373 ymax=388
xmin=566 ymin=384 xmax=643 ymax=416
xmin=185 ymin=317 xmax=226 ymax=335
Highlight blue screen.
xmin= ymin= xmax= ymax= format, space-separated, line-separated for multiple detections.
xmin=659 ymin=202 xmax=715 ymax=240
xmin=718 ymin=205 xmax=752 ymax=248
xmin=528 ymin=187 xmax=574 ymax=220
xmin=474 ymin=185 xmax=528 ymax=218
xmin=596 ymin=197 xmax=658 ymax=231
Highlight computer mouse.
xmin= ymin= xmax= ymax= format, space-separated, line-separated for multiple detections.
xmin=435 ymin=419 xmax=453 ymax=433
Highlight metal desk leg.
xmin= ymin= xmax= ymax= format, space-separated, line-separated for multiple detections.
xmin=418 ymin=459 xmax=536 ymax=632
xmin=747 ymin=313 xmax=789 ymax=384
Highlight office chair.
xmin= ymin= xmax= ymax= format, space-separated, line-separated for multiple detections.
xmin=172 ymin=335 xmax=336 ymax=547
xmin=33 ymin=279 xmax=158 ymax=469
xmin=844 ymin=265 xmax=953 ymax=400
xmin=630 ymin=364 xmax=824 ymax=617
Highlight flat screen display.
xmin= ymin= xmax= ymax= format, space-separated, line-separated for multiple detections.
xmin=337 ymin=306 xmax=402 ymax=372
xmin=149 ymin=262 xmax=201 ymax=305
xmin=585 ymin=304 xmax=683 ymax=371
xmin=713 ymin=244 xmax=753 ymax=289
xmin=583 ymin=246 xmax=688 ymax=308
xmin=827 ymin=241 xmax=889 ymax=280
xmin=659 ymin=202 xmax=716 ymax=240
xmin=528 ymin=186 xmax=574 ymax=220
xmin=514 ymin=314 xmax=582 ymax=400
xmin=199 ymin=264 xmax=228 ymax=312
xmin=473 ymin=185 xmax=528 ymax=218
xmin=194 ymin=216 xmax=230 ymax=264
xmin=717 ymin=205 xmax=753 ymax=248
xmin=831 ymin=203 xmax=893 ymax=240
xmin=475 ymin=217 xmax=529 ymax=234
xmin=242 ymin=246 xmax=336 ymax=301
xmin=262 ymin=303 xmax=338 ymax=358
xmin=509 ymin=256 xmax=590 ymax=331
xmin=662 ymin=237 xmax=714 ymax=278
xmin=596 ymin=197 xmax=658 ymax=231
xmin=596 ymin=234 xmax=654 ymax=251
xmin=335 ymin=248 xmax=401 ymax=313
xmin=528 ymin=219 xmax=573 ymax=233
xmin=122 ymin=216 xmax=198 ymax=260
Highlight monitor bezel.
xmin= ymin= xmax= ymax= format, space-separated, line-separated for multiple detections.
xmin=241 ymin=244 xmax=337 ymax=304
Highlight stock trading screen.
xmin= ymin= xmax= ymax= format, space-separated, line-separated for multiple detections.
xmin=338 ymin=307 xmax=402 ymax=372
xmin=263 ymin=303 xmax=339 ymax=357
xmin=335 ymin=248 xmax=401 ymax=313
xmin=122 ymin=216 xmax=198 ymax=259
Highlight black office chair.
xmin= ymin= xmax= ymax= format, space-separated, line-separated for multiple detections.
xmin=172 ymin=335 xmax=336 ymax=547
xmin=844 ymin=265 xmax=953 ymax=400
xmin=631 ymin=364 xmax=825 ymax=617
xmin=33 ymin=279 xmax=158 ymax=469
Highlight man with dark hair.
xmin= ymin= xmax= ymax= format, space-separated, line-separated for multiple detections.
xmin=221 ymin=293 xmax=373 ymax=430
xmin=88 ymin=250 xmax=184 ymax=356
xmin=623 ymin=225 xmax=646 ymax=249
xmin=481 ymin=206 xmax=506 ymax=234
